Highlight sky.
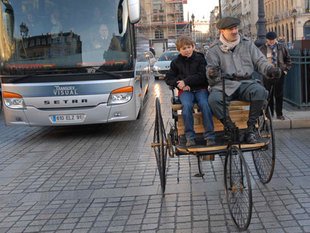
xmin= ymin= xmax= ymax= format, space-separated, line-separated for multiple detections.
xmin=183 ymin=0 xmax=218 ymax=21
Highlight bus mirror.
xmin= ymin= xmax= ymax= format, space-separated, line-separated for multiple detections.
xmin=127 ymin=0 xmax=140 ymax=24
xmin=118 ymin=0 xmax=124 ymax=34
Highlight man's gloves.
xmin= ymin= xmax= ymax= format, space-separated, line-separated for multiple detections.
xmin=207 ymin=67 xmax=220 ymax=78
xmin=207 ymin=67 xmax=221 ymax=86
xmin=267 ymin=67 xmax=282 ymax=79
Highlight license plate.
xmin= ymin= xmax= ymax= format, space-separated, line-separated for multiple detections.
xmin=50 ymin=114 xmax=85 ymax=123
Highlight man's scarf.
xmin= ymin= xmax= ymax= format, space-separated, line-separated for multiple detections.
xmin=219 ymin=33 xmax=241 ymax=53
xmin=268 ymin=43 xmax=278 ymax=66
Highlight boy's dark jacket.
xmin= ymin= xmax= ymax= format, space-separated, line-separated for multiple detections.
xmin=165 ymin=51 xmax=208 ymax=91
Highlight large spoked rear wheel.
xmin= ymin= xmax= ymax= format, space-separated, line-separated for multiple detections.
xmin=252 ymin=107 xmax=275 ymax=184
xmin=224 ymin=146 xmax=252 ymax=231
xmin=152 ymin=98 xmax=168 ymax=193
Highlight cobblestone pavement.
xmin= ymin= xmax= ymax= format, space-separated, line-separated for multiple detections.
xmin=0 ymin=80 xmax=309 ymax=233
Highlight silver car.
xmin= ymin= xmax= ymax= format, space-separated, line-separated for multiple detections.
xmin=153 ymin=51 xmax=179 ymax=80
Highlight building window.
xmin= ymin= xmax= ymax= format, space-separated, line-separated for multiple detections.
xmin=306 ymin=0 xmax=310 ymax=12
xmin=29 ymin=39 xmax=34 ymax=47
xmin=36 ymin=38 xmax=41 ymax=46
xmin=155 ymin=27 xmax=164 ymax=39
xmin=304 ymin=20 xmax=310 ymax=39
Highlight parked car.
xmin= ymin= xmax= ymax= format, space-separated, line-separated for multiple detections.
xmin=135 ymin=51 xmax=157 ymax=76
xmin=153 ymin=50 xmax=179 ymax=80
xmin=134 ymin=51 xmax=157 ymax=98
xmin=135 ymin=51 xmax=157 ymax=71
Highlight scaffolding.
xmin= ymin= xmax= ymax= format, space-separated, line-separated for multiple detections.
xmin=136 ymin=0 xmax=190 ymax=53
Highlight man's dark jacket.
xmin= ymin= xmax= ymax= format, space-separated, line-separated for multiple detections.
xmin=259 ymin=43 xmax=292 ymax=75
xmin=165 ymin=51 xmax=208 ymax=91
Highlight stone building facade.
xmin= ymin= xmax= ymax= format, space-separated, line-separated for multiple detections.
xmin=209 ymin=0 xmax=310 ymax=44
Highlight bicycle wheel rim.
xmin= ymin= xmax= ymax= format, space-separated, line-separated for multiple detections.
xmin=224 ymin=146 xmax=252 ymax=231
xmin=252 ymin=107 xmax=276 ymax=184
xmin=153 ymin=98 xmax=167 ymax=193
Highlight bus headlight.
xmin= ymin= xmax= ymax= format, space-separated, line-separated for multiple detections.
xmin=108 ymin=86 xmax=133 ymax=105
xmin=3 ymin=91 xmax=25 ymax=109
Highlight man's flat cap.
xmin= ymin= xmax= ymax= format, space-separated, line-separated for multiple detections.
xmin=216 ymin=17 xmax=240 ymax=29
xmin=266 ymin=31 xmax=277 ymax=40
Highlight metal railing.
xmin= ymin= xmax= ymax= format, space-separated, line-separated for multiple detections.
xmin=284 ymin=49 xmax=310 ymax=107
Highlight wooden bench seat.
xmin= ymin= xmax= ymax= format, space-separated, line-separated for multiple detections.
xmin=172 ymin=101 xmax=269 ymax=158
xmin=173 ymin=101 xmax=250 ymax=136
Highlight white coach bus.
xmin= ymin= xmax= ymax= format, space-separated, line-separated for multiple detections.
xmin=0 ymin=0 xmax=154 ymax=126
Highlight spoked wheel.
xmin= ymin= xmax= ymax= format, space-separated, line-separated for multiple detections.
xmin=252 ymin=107 xmax=276 ymax=184
xmin=152 ymin=97 xmax=168 ymax=193
xmin=224 ymin=146 xmax=252 ymax=231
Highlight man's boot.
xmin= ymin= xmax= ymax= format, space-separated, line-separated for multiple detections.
xmin=220 ymin=117 xmax=237 ymax=141
xmin=245 ymin=125 xmax=257 ymax=144
xmin=246 ymin=100 xmax=265 ymax=144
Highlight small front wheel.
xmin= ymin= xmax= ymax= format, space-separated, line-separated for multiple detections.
xmin=224 ymin=146 xmax=252 ymax=231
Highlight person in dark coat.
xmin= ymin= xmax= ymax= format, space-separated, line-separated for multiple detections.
xmin=149 ymin=44 xmax=156 ymax=56
xmin=259 ymin=32 xmax=292 ymax=120
xmin=165 ymin=35 xmax=215 ymax=147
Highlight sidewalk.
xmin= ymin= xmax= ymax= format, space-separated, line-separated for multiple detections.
xmin=273 ymin=102 xmax=310 ymax=129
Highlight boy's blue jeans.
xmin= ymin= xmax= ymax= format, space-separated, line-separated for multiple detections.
xmin=179 ymin=89 xmax=215 ymax=141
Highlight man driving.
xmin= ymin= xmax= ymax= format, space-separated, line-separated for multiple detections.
xmin=206 ymin=17 xmax=282 ymax=144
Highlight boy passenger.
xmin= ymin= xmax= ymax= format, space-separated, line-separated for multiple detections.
xmin=165 ymin=35 xmax=215 ymax=147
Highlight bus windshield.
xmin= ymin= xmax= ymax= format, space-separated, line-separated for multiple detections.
xmin=1 ymin=0 xmax=133 ymax=73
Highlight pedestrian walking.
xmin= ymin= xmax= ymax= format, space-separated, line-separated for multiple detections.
xmin=149 ymin=44 xmax=156 ymax=56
